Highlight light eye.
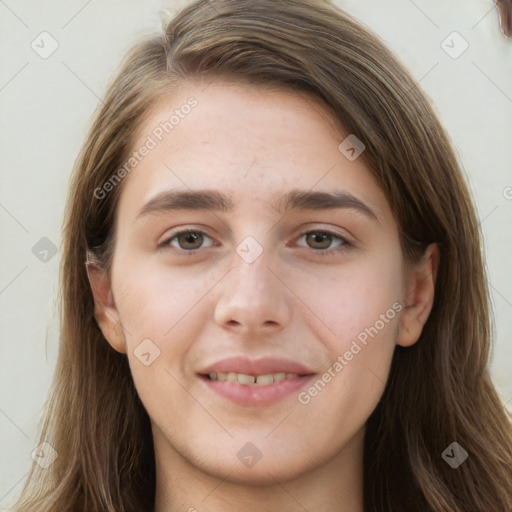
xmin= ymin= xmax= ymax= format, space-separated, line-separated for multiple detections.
xmin=296 ymin=230 xmax=352 ymax=254
xmin=161 ymin=229 xmax=215 ymax=251
xmin=159 ymin=228 xmax=352 ymax=256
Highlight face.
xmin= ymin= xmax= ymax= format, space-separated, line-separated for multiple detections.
xmin=89 ymin=78 xmax=438 ymax=485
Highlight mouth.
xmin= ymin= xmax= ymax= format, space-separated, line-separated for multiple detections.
xmin=200 ymin=371 xmax=312 ymax=386
xmin=196 ymin=356 xmax=317 ymax=406
xmin=198 ymin=372 xmax=316 ymax=407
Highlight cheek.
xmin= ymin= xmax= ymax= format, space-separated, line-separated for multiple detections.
xmin=112 ymin=262 xmax=206 ymax=413
xmin=111 ymin=258 xmax=221 ymax=396
xmin=289 ymin=250 xmax=403 ymax=349
xmin=290 ymin=250 xmax=402 ymax=411
xmin=112 ymin=256 xmax=218 ymax=342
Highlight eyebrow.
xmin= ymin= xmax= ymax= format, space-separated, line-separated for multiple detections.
xmin=137 ymin=188 xmax=381 ymax=223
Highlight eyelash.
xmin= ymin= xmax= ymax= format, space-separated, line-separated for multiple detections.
xmin=159 ymin=228 xmax=353 ymax=257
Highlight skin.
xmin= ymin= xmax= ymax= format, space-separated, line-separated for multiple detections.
xmin=88 ymin=78 xmax=439 ymax=512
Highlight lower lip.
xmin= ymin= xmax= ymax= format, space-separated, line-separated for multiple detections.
xmin=198 ymin=375 xmax=316 ymax=407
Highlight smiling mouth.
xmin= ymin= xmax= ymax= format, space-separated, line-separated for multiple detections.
xmin=201 ymin=371 xmax=313 ymax=386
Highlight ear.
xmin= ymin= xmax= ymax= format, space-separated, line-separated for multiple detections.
xmin=86 ymin=261 xmax=127 ymax=354
xmin=397 ymin=243 xmax=440 ymax=348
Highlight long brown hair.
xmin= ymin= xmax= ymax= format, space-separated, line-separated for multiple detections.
xmin=11 ymin=0 xmax=512 ymax=510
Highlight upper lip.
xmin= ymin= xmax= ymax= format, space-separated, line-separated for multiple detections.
xmin=198 ymin=356 xmax=316 ymax=376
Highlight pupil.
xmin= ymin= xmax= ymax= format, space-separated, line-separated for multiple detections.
xmin=310 ymin=231 xmax=330 ymax=249
xmin=182 ymin=232 xmax=201 ymax=249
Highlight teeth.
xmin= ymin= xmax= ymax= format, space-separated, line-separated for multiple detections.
xmin=238 ymin=373 xmax=256 ymax=385
xmin=255 ymin=374 xmax=273 ymax=386
xmin=207 ymin=371 xmax=299 ymax=386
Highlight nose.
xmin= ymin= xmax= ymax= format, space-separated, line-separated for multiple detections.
xmin=213 ymin=240 xmax=293 ymax=336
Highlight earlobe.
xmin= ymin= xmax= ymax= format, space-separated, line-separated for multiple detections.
xmin=86 ymin=260 xmax=127 ymax=354
xmin=397 ymin=243 xmax=440 ymax=348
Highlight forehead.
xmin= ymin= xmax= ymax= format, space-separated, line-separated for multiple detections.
xmin=117 ymin=79 xmax=391 ymax=224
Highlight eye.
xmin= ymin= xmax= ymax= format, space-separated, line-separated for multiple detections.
xmin=296 ymin=229 xmax=352 ymax=255
xmin=159 ymin=228 xmax=352 ymax=255
xmin=160 ymin=229 xmax=215 ymax=252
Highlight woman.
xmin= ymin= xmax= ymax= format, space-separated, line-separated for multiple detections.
xmin=11 ymin=0 xmax=512 ymax=510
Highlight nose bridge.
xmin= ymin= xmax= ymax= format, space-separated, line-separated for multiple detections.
xmin=213 ymin=232 xmax=292 ymax=332
xmin=231 ymin=232 xmax=278 ymax=304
